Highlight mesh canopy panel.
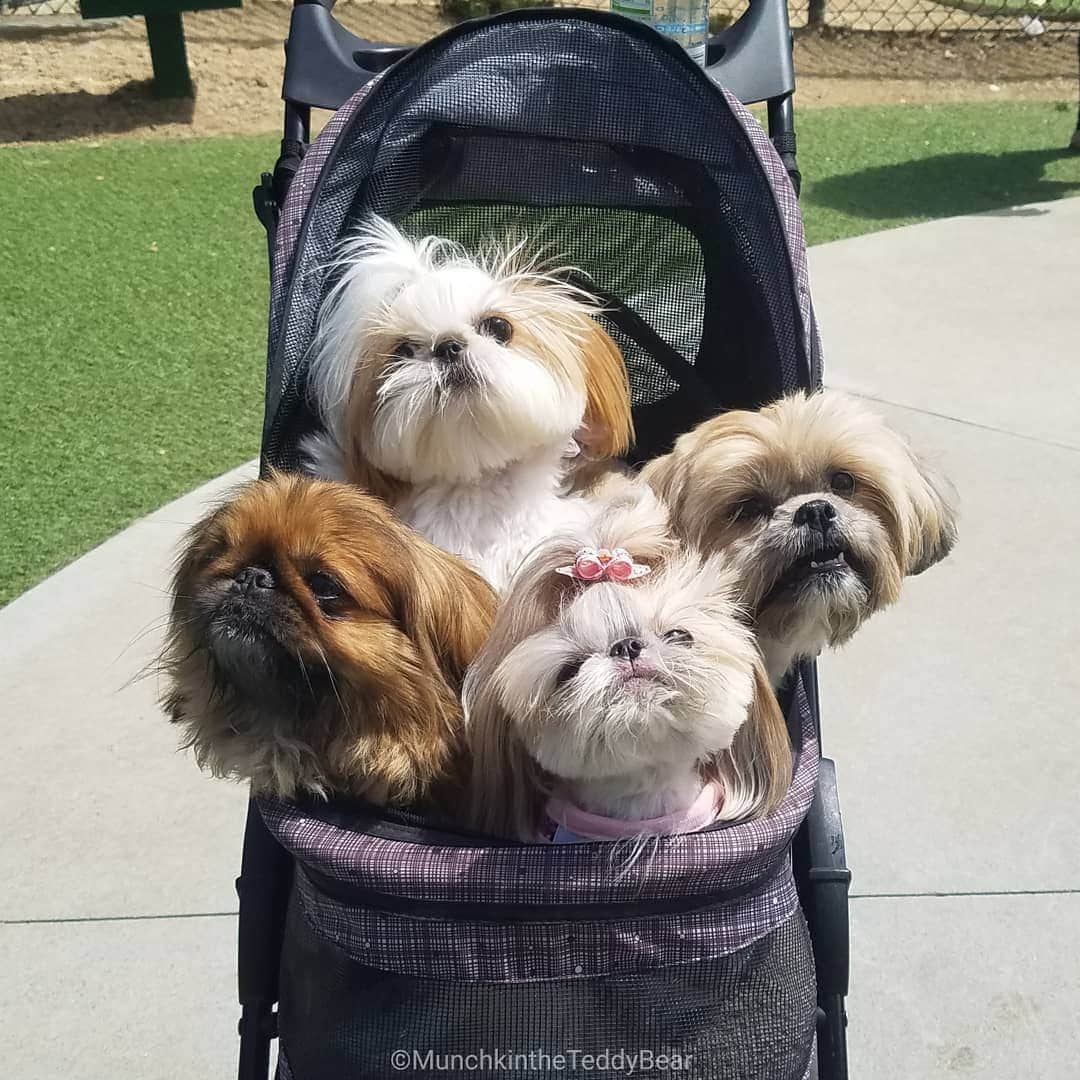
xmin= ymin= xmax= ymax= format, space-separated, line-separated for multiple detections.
xmin=262 ymin=11 xmax=818 ymax=472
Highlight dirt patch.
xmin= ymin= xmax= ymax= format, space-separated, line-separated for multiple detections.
xmin=0 ymin=1 xmax=447 ymax=142
xmin=795 ymin=27 xmax=1077 ymax=104
xmin=0 ymin=1 xmax=1076 ymax=144
xmin=797 ymin=26 xmax=1076 ymax=78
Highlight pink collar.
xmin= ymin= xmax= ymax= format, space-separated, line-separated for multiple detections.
xmin=545 ymin=783 xmax=722 ymax=842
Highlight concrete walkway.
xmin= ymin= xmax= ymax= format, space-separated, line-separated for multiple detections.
xmin=2 ymin=198 xmax=1078 ymax=1078
xmin=0 ymin=462 xmax=257 ymax=1077
xmin=810 ymin=197 xmax=1080 ymax=1079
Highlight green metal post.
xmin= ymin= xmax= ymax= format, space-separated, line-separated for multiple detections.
xmin=145 ymin=10 xmax=195 ymax=98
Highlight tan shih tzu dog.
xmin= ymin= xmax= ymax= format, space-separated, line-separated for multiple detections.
xmin=302 ymin=216 xmax=634 ymax=590
xmin=644 ymin=391 xmax=958 ymax=686
xmin=464 ymin=487 xmax=791 ymax=843
xmin=162 ymin=473 xmax=497 ymax=807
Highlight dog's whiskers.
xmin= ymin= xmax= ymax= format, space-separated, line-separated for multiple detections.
xmin=296 ymin=648 xmax=318 ymax=703
xmin=312 ymin=640 xmax=346 ymax=717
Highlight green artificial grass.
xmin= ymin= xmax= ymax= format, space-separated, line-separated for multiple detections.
xmin=796 ymin=100 xmax=1080 ymax=244
xmin=1 ymin=101 xmax=1078 ymax=605
xmin=933 ymin=0 xmax=1080 ymax=19
xmin=0 ymin=135 xmax=275 ymax=606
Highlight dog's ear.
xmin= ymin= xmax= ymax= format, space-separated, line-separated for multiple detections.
xmin=459 ymin=537 xmax=577 ymax=839
xmin=463 ymin=664 xmax=549 ymax=841
xmin=903 ymin=454 xmax=958 ymax=576
xmin=747 ymin=659 xmax=793 ymax=814
xmin=640 ymin=446 xmax=679 ymax=505
xmin=712 ymin=658 xmax=792 ymax=822
xmin=641 ymin=445 xmax=695 ymax=534
xmin=341 ymin=401 xmax=408 ymax=508
xmin=399 ymin=544 xmax=497 ymax=690
xmin=577 ymin=321 xmax=634 ymax=460
xmin=349 ymin=555 xmax=491 ymax=805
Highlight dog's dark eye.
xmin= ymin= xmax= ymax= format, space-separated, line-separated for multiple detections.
xmin=477 ymin=316 xmax=513 ymax=345
xmin=830 ymin=471 xmax=856 ymax=495
xmin=556 ymin=658 xmax=584 ymax=686
xmin=197 ymin=532 xmax=229 ymax=567
xmin=307 ymin=573 xmax=348 ymax=616
xmin=392 ymin=340 xmax=418 ymax=360
xmin=734 ymin=496 xmax=772 ymax=522
xmin=663 ymin=628 xmax=694 ymax=646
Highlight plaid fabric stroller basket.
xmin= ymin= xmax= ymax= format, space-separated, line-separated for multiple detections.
xmin=241 ymin=7 xmax=852 ymax=1079
xmin=261 ymin=690 xmax=819 ymax=1080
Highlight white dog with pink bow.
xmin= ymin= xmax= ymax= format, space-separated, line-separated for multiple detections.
xmin=464 ymin=487 xmax=792 ymax=843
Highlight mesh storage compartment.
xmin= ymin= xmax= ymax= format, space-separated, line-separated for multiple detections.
xmin=277 ymin=901 xmax=815 ymax=1080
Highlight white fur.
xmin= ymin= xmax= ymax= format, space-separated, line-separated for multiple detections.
xmin=497 ymin=551 xmax=757 ymax=823
xmin=305 ymin=216 xmax=459 ymax=427
xmin=302 ymin=216 xmax=616 ymax=590
xmin=398 ymin=448 xmax=592 ymax=590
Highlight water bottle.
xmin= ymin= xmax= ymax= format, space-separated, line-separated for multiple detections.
xmin=611 ymin=0 xmax=710 ymax=68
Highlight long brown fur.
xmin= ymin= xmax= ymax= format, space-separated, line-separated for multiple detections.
xmin=161 ymin=472 xmax=497 ymax=807
xmin=578 ymin=319 xmax=635 ymax=459
xmin=715 ymin=663 xmax=794 ymax=819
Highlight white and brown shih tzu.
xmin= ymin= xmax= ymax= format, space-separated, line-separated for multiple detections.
xmin=464 ymin=488 xmax=791 ymax=843
xmin=644 ymin=391 xmax=958 ymax=686
xmin=162 ymin=473 xmax=497 ymax=808
xmin=302 ymin=216 xmax=635 ymax=590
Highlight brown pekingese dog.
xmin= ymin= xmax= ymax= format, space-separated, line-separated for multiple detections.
xmin=162 ymin=473 xmax=497 ymax=806
xmin=644 ymin=391 xmax=957 ymax=686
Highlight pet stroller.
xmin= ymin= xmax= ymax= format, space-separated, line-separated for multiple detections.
xmin=242 ymin=4 xmax=852 ymax=1078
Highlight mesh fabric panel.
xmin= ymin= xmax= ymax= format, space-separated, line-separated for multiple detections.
xmin=278 ymin=896 xmax=816 ymax=1080
xmin=262 ymin=11 xmax=814 ymax=473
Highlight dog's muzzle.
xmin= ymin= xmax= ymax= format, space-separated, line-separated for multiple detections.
xmin=769 ymin=502 xmax=866 ymax=596
xmin=433 ymin=338 xmax=475 ymax=390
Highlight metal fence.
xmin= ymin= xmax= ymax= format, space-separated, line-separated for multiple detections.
xmin=446 ymin=0 xmax=1080 ymax=31
xmin=0 ymin=0 xmax=80 ymax=15
xmin=1 ymin=0 xmax=1078 ymax=33
xmin=785 ymin=0 xmax=1080 ymax=31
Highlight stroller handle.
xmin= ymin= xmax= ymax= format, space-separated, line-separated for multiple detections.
xmin=257 ymin=3 xmax=801 ymax=260
xmin=282 ymin=0 xmax=410 ymax=112
xmin=281 ymin=0 xmax=796 ymax=114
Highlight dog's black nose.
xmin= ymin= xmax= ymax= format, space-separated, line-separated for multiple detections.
xmin=234 ymin=566 xmax=275 ymax=594
xmin=794 ymin=499 xmax=837 ymax=533
xmin=433 ymin=338 xmax=465 ymax=362
xmin=609 ymin=637 xmax=645 ymax=662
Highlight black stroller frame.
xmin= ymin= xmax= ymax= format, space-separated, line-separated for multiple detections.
xmin=244 ymin=4 xmax=851 ymax=1078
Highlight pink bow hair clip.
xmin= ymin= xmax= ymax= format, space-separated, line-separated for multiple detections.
xmin=556 ymin=547 xmax=651 ymax=583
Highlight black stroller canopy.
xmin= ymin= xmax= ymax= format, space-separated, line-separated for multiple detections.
xmin=262 ymin=9 xmax=819 ymax=474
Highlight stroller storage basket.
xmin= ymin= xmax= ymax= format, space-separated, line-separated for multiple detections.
xmin=262 ymin=679 xmax=819 ymax=1080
